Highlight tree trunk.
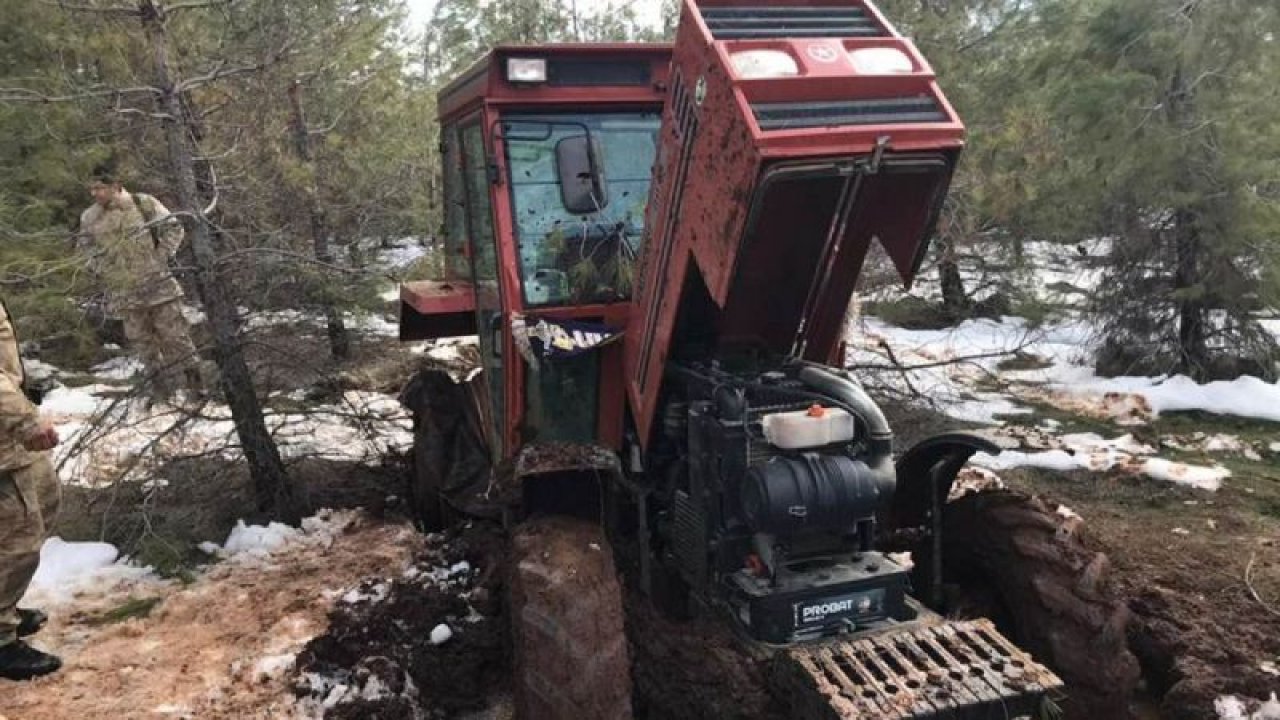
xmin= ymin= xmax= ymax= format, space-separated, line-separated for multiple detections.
xmin=1173 ymin=209 xmax=1208 ymax=378
xmin=141 ymin=0 xmax=298 ymax=521
xmin=937 ymin=229 xmax=968 ymax=317
xmin=1165 ymin=64 xmax=1210 ymax=380
xmin=287 ymin=81 xmax=351 ymax=360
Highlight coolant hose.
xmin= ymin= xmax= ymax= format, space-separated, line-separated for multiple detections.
xmin=796 ymin=365 xmax=896 ymax=499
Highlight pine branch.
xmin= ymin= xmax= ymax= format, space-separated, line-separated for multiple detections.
xmin=0 ymin=85 xmax=160 ymax=103
xmin=40 ymin=0 xmax=141 ymax=16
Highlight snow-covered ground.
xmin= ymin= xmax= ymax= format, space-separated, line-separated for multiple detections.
xmin=850 ymin=240 xmax=1280 ymax=493
xmin=40 ymin=384 xmax=412 ymax=488
xmin=31 ymin=240 xmax=431 ymax=489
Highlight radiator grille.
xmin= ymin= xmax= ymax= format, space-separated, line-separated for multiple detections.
xmin=752 ymin=97 xmax=946 ymax=131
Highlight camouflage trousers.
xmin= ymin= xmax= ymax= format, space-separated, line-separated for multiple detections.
xmin=123 ymin=300 xmax=200 ymax=398
xmin=0 ymin=456 xmax=60 ymax=647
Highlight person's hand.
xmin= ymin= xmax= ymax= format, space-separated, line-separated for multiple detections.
xmin=22 ymin=421 xmax=59 ymax=451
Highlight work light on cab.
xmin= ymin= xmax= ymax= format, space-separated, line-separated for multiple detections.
xmin=506 ymin=57 xmax=547 ymax=84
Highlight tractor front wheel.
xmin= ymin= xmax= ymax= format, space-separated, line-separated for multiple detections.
xmin=508 ymin=516 xmax=633 ymax=720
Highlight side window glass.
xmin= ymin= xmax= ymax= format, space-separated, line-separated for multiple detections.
xmin=461 ymin=123 xmax=497 ymax=283
xmin=442 ymin=126 xmax=470 ymax=280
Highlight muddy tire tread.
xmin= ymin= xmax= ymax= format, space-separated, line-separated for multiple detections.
xmin=508 ymin=516 xmax=632 ymax=720
xmin=940 ymin=490 xmax=1140 ymax=718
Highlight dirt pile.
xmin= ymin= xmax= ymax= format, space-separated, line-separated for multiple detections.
xmin=0 ymin=511 xmax=419 ymax=720
xmin=294 ymin=521 xmax=509 ymax=719
xmin=627 ymin=596 xmax=785 ymax=720
xmin=1128 ymin=578 xmax=1280 ymax=720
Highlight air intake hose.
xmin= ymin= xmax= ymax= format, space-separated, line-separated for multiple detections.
xmin=796 ymin=365 xmax=896 ymax=501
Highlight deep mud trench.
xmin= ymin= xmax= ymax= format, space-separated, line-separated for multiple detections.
xmin=292 ymin=499 xmax=1240 ymax=720
xmin=1126 ymin=581 xmax=1280 ymax=719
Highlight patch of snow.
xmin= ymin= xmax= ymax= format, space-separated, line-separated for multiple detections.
xmin=974 ymin=449 xmax=1084 ymax=472
xmin=20 ymin=537 xmax=158 ymax=607
xmin=1172 ymin=527 xmax=1191 ymax=536
xmin=322 ymin=683 xmax=352 ymax=709
xmin=1218 ymin=696 xmax=1250 ymax=720
xmin=342 ymin=582 xmax=390 ymax=605
xmin=948 ymin=466 xmax=1006 ymax=498
xmin=887 ymin=551 xmax=914 ymax=570
xmin=90 ymin=356 xmax=143 ymax=381
xmin=241 ymin=308 xmax=399 ymax=338
xmin=40 ymin=385 xmax=109 ymax=416
xmin=1060 ymin=432 xmax=1156 ymax=456
xmin=1141 ymin=458 xmax=1230 ymax=492
xmin=151 ymin=703 xmax=192 ymax=715
xmin=361 ymin=236 xmax=430 ymax=271
xmin=221 ymin=520 xmax=300 ymax=557
xmin=359 ymin=675 xmax=394 ymax=702
xmin=1069 ymin=374 xmax=1280 ymax=424
xmin=24 ymin=358 xmax=63 ymax=380
xmin=180 ymin=304 xmax=206 ymax=325
xmin=1167 ymin=433 xmax=1262 ymax=459
xmin=848 ymin=316 xmax=1050 ymax=423
xmin=204 ymin=510 xmax=360 ymax=563
xmin=252 ymin=653 xmax=296 ymax=681
xmin=1056 ymin=505 xmax=1082 ymax=521
xmin=972 ymin=430 xmax=1228 ymax=491
xmin=380 ymin=285 xmax=400 ymax=302
xmin=46 ymin=381 xmax=410 ymax=487
xmin=851 ymin=309 xmax=1280 ymax=426
xmin=430 ymin=623 xmax=453 ymax=645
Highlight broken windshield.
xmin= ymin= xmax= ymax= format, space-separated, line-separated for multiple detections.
xmin=502 ymin=111 xmax=661 ymax=307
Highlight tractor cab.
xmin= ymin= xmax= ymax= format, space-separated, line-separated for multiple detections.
xmin=400 ymin=45 xmax=672 ymax=459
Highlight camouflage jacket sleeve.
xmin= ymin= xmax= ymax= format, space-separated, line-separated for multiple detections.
xmin=145 ymin=195 xmax=185 ymax=258
xmin=77 ymin=206 xmax=103 ymax=272
xmin=0 ymin=303 xmax=40 ymax=441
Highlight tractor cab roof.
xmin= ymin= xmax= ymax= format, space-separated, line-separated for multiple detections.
xmin=437 ymin=44 xmax=674 ymax=120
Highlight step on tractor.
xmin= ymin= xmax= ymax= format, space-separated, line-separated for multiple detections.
xmin=398 ymin=1 xmax=1139 ymax=717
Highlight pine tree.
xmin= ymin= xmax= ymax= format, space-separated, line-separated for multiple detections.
xmin=1042 ymin=0 xmax=1280 ymax=379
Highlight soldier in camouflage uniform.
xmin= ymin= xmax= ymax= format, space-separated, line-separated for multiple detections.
xmin=0 ymin=301 xmax=62 ymax=680
xmin=79 ymin=167 xmax=203 ymax=401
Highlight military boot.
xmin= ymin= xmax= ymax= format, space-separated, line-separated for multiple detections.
xmin=0 ymin=640 xmax=61 ymax=680
xmin=17 ymin=608 xmax=46 ymax=637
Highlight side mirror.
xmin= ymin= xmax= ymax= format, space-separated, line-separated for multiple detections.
xmin=556 ymin=135 xmax=609 ymax=214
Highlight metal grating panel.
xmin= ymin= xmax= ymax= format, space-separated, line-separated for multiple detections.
xmin=702 ymin=6 xmax=886 ymax=40
xmin=752 ymin=97 xmax=947 ymax=131
xmin=776 ymin=619 xmax=1062 ymax=719
xmin=671 ymin=490 xmax=708 ymax=585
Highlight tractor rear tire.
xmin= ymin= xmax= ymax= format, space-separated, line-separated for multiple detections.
xmin=508 ymin=516 xmax=632 ymax=720
xmin=935 ymin=490 xmax=1140 ymax=719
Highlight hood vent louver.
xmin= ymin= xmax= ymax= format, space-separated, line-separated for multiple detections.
xmin=702 ymin=6 xmax=887 ymax=40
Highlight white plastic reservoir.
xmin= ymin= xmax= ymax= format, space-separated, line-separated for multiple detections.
xmin=761 ymin=406 xmax=856 ymax=450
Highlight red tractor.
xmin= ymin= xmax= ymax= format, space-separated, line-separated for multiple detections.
xmin=400 ymin=1 xmax=1137 ymax=717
